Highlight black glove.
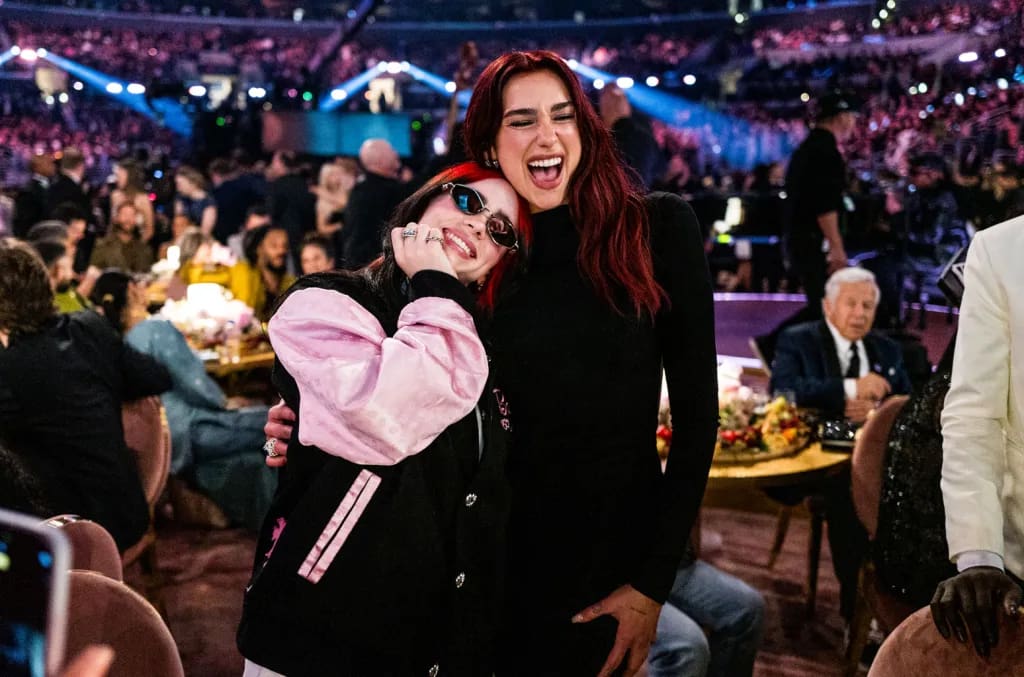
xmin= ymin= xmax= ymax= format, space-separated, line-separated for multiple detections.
xmin=930 ymin=566 xmax=1023 ymax=657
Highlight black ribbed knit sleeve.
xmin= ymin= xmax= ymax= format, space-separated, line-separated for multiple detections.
xmin=630 ymin=192 xmax=719 ymax=602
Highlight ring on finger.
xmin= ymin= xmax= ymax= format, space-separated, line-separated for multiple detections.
xmin=425 ymin=234 xmax=444 ymax=243
xmin=401 ymin=227 xmax=418 ymax=238
xmin=263 ymin=438 xmax=280 ymax=458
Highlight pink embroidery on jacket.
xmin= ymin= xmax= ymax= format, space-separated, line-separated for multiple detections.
xmin=493 ymin=387 xmax=512 ymax=432
xmin=264 ymin=517 xmax=287 ymax=560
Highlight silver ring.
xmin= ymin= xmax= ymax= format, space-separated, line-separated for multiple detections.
xmin=425 ymin=234 xmax=444 ymax=243
xmin=264 ymin=438 xmax=280 ymax=458
xmin=401 ymin=227 xmax=417 ymax=238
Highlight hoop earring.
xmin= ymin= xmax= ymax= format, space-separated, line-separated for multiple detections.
xmin=485 ymin=157 xmax=499 ymax=169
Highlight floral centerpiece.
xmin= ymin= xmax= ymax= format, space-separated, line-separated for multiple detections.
xmin=656 ymin=363 xmax=810 ymax=463
xmin=158 ymin=283 xmax=259 ymax=351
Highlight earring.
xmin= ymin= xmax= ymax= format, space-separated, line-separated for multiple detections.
xmin=485 ymin=157 xmax=499 ymax=169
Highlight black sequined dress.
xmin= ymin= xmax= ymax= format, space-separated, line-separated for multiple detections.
xmin=874 ymin=369 xmax=957 ymax=606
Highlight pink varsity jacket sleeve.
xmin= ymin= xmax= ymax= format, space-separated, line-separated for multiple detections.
xmin=268 ymin=285 xmax=488 ymax=465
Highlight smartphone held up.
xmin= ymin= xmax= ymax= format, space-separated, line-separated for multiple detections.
xmin=0 ymin=508 xmax=70 ymax=677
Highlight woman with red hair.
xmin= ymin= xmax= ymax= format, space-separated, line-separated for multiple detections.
xmin=460 ymin=50 xmax=718 ymax=677
xmin=264 ymin=51 xmax=718 ymax=676
xmin=238 ymin=163 xmax=531 ymax=676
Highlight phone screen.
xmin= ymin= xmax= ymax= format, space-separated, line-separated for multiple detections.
xmin=0 ymin=509 xmax=69 ymax=677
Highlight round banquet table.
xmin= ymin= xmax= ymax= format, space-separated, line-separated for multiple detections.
xmin=707 ymin=442 xmax=851 ymax=490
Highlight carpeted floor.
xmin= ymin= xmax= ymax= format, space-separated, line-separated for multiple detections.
xmin=125 ymin=505 xmax=850 ymax=677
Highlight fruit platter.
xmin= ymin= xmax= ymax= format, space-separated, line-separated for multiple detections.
xmin=714 ymin=387 xmax=811 ymax=464
xmin=656 ymin=383 xmax=811 ymax=465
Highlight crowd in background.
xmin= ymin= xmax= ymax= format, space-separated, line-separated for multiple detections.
xmin=1 ymin=0 xmax=1022 ymax=291
xmin=753 ymin=0 xmax=1019 ymax=50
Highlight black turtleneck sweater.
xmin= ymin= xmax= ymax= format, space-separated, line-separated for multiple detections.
xmin=489 ymin=192 xmax=719 ymax=672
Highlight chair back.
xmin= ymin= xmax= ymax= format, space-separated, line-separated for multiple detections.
xmin=851 ymin=395 xmax=908 ymax=540
xmin=121 ymin=396 xmax=171 ymax=509
xmin=868 ymin=606 xmax=1024 ymax=676
xmin=65 ymin=569 xmax=184 ymax=677
xmin=44 ymin=515 xmax=122 ymax=581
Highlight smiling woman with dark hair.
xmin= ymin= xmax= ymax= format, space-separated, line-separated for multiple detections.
xmin=238 ymin=162 xmax=531 ymax=677
xmin=0 ymin=239 xmax=170 ymax=550
xmin=461 ymin=51 xmax=718 ymax=676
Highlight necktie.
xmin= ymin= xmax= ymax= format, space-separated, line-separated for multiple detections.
xmin=845 ymin=343 xmax=860 ymax=379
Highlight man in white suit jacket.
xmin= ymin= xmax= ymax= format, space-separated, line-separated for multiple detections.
xmin=932 ymin=214 xmax=1024 ymax=658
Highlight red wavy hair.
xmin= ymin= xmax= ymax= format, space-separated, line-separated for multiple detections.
xmin=380 ymin=161 xmax=533 ymax=311
xmin=463 ymin=50 xmax=664 ymax=317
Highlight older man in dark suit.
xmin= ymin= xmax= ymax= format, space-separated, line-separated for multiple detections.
xmin=770 ymin=266 xmax=911 ymax=423
xmin=769 ymin=266 xmax=911 ymax=625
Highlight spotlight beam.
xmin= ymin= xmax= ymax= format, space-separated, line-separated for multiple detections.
xmin=320 ymin=64 xmax=389 ymax=111
xmin=0 ymin=47 xmax=17 ymax=68
xmin=402 ymin=63 xmax=472 ymax=106
xmin=569 ymin=60 xmax=794 ymax=168
xmin=36 ymin=51 xmax=192 ymax=136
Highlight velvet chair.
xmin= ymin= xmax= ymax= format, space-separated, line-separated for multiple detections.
xmin=845 ymin=395 xmax=917 ymax=677
xmin=44 ymin=514 xmax=123 ymax=581
xmin=65 ymin=569 xmax=184 ymax=677
xmin=868 ymin=606 xmax=1024 ymax=677
xmin=120 ymin=396 xmax=171 ymax=613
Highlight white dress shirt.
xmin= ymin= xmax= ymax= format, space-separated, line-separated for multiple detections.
xmin=825 ymin=320 xmax=868 ymax=400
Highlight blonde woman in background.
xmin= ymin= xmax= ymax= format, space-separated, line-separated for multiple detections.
xmin=312 ymin=157 xmax=358 ymax=236
xmin=110 ymin=159 xmax=155 ymax=243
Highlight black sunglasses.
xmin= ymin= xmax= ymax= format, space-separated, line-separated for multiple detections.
xmin=441 ymin=182 xmax=519 ymax=250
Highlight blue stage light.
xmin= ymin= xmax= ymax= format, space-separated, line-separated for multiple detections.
xmin=29 ymin=50 xmax=193 ymax=137
xmin=0 ymin=47 xmax=18 ymax=68
xmin=320 ymin=63 xmax=390 ymax=111
xmin=570 ymin=60 xmax=794 ymax=169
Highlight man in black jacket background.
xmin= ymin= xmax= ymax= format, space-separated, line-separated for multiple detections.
xmin=13 ymin=152 xmax=57 ymax=239
xmin=265 ymin=150 xmax=315 ymax=270
xmin=339 ymin=138 xmax=411 ymax=269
